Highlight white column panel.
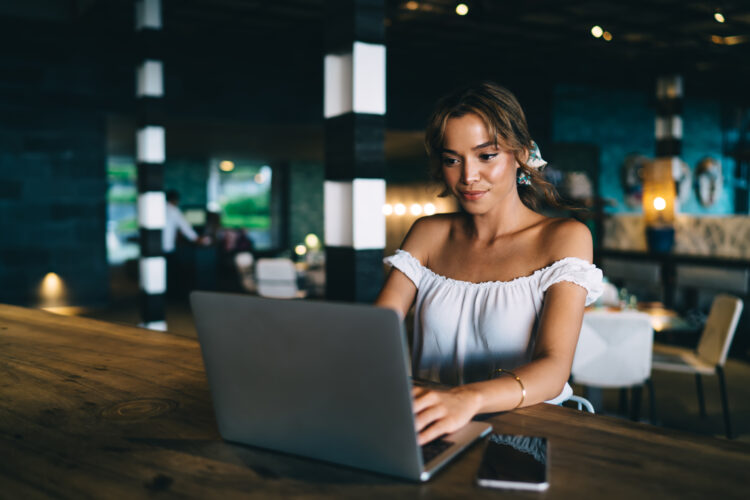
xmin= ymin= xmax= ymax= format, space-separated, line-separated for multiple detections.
xmin=353 ymin=42 xmax=386 ymax=116
xmin=136 ymin=126 xmax=165 ymax=163
xmin=655 ymin=116 xmax=683 ymax=140
xmin=352 ymin=178 xmax=386 ymax=249
xmin=135 ymin=0 xmax=162 ymax=30
xmin=655 ymin=117 xmax=667 ymax=140
xmin=138 ymin=191 xmax=166 ymax=229
xmin=139 ymin=256 xmax=166 ymax=294
xmin=324 ymin=181 xmax=353 ymax=246
xmin=136 ymin=60 xmax=164 ymax=97
xmin=669 ymin=116 xmax=683 ymax=139
xmin=324 ymin=53 xmax=353 ymax=118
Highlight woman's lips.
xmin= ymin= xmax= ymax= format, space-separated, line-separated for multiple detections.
xmin=460 ymin=190 xmax=487 ymax=201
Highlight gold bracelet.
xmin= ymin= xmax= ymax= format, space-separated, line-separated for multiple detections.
xmin=495 ymin=368 xmax=526 ymax=409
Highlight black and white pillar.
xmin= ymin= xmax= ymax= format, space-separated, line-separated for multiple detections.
xmin=323 ymin=0 xmax=386 ymax=302
xmin=135 ymin=0 xmax=167 ymax=330
xmin=655 ymin=75 xmax=683 ymax=192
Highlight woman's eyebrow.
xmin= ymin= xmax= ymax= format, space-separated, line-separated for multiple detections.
xmin=441 ymin=141 xmax=497 ymax=155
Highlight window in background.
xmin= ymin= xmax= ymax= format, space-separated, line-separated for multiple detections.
xmin=106 ymin=157 xmax=140 ymax=265
xmin=209 ymin=162 xmax=273 ymax=250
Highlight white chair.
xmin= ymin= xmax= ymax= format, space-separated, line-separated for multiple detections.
xmin=571 ymin=310 xmax=654 ymax=421
xmin=255 ymin=258 xmax=306 ymax=299
xmin=651 ymin=294 xmax=744 ymax=439
xmin=564 ymin=395 xmax=595 ymax=413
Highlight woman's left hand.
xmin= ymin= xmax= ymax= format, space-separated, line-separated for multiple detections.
xmin=412 ymin=386 xmax=482 ymax=445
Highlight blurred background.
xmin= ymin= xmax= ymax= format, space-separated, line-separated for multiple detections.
xmin=1 ymin=0 xmax=749 ymax=438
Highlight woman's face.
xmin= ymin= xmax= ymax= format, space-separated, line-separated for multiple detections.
xmin=440 ymin=113 xmax=519 ymax=214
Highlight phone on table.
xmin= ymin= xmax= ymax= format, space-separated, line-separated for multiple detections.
xmin=475 ymin=433 xmax=549 ymax=491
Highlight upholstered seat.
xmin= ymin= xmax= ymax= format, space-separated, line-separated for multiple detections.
xmin=255 ymin=258 xmax=306 ymax=299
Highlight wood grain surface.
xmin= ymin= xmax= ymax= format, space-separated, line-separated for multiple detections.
xmin=0 ymin=304 xmax=747 ymax=499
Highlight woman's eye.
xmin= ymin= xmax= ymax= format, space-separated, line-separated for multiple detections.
xmin=480 ymin=153 xmax=498 ymax=161
xmin=442 ymin=157 xmax=459 ymax=166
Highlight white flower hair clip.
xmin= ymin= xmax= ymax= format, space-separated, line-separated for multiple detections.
xmin=527 ymin=141 xmax=548 ymax=170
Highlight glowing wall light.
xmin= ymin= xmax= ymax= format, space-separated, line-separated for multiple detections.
xmin=643 ymin=158 xmax=676 ymax=252
xmin=41 ymin=272 xmax=64 ymax=300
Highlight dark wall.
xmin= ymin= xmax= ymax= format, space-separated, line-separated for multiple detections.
xmin=0 ymin=92 xmax=109 ymax=306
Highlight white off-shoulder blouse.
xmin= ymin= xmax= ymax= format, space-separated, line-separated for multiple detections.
xmin=384 ymin=249 xmax=604 ymax=404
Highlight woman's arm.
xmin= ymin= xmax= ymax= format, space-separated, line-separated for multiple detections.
xmin=413 ymin=282 xmax=587 ymax=444
xmin=374 ymin=268 xmax=417 ymax=321
xmin=413 ymin=219 xmax=593 ymax=444
xmin=374 ymin=215 xmax=445 ymax=319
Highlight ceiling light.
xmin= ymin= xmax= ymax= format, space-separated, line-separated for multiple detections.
xmin=591 ymin=25 xmax=603 ymax=38
xmin=711 ymin=34 xmax=747 ymax=45
xmin=295 ymin=245 xmax=307 ymax=256
xmin=394 ymin=203 xmax=406 ymax=216
xmin=410 ymin=203 xmax=423 ymax=216
xmin=714 ymin=11 xmax=725 ymax=23
xmin=456 ymin=3 xmax=469 ymax=16
xmin=219 ymin=160 xmax=234 ymax=172
xmin=405 ymin=1 xmax=419 ymax=11
xmin=423 ymin=203 xmax=436 ymax=215
xmin=603 ymin=31 xmax=613 ymax=41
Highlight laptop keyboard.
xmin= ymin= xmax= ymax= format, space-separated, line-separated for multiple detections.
xmin=421 ymin=438 xmax=453 ymax=464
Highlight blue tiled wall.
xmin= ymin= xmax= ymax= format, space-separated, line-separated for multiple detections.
xmin=552 ymin=84 xmax=734 ymax=214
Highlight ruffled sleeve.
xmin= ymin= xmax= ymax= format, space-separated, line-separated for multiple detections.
xmin=538 ymin=258 xmax=604 ymax=306
xmin=383 ymin=249 xmax=425 ymax=289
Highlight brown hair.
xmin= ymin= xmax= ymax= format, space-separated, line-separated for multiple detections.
xmin=424 ymin=81 xmax=565 ymax=212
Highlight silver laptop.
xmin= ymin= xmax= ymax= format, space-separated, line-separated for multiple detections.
xmin=190 ymin=291 xmax=492 ymax=481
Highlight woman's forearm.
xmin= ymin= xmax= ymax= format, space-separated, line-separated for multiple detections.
xmin=463 ymin=356 xmax=570 ymax=414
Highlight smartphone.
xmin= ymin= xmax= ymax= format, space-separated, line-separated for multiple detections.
xmin=475 ymin=433 xmax=549 ymax=491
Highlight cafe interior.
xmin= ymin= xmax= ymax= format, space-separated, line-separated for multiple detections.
xmin=2 ymin=0 xmax=750 ymax=496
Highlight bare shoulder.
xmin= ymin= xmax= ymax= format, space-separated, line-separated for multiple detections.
xmin=538 ymin=217 xmax=593 ymax=263
xmin=399 ymin=213 xmax=455 ymax=263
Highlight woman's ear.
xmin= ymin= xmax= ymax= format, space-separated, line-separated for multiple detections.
xmin=515 ymin=148 xmax=530 ymax=168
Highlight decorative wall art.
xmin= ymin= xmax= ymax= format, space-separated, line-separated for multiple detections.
xmin=621 ymin=153 xmax=648 ymax=209
xmin=672 ymin=158 xmax=692 ymax=208
xmin=694 ymin=157 xmax=723 ymax=208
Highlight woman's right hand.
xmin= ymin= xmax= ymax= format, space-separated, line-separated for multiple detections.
xmin=412 ymin=385 xmax=483 ymax=445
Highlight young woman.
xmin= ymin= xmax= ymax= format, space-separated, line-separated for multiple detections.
xmin=375 ymin=82 xmax=603 ymax=445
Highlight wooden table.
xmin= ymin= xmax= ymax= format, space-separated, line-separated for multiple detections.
xmin=1 ymin=304 xmax=748 ymax=499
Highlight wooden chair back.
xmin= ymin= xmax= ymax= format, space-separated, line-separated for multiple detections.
xmin=696 ymin=294 xmax=744 ymax=367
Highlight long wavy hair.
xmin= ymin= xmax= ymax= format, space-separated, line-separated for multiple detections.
xmin=424 ymin=82 xmax=565 ymax=212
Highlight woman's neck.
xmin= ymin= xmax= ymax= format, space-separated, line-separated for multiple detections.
xmin=462 ymin=196 xmax=539 ymax=244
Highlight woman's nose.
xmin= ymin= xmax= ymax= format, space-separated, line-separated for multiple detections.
xmin=461 ymin=161 xmax=480 ymax=184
